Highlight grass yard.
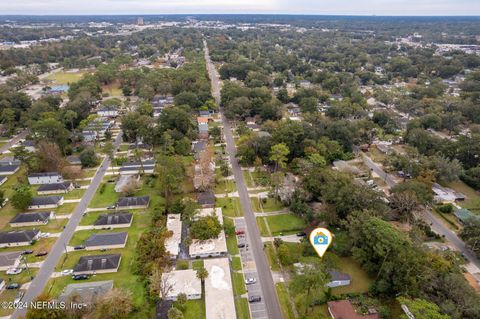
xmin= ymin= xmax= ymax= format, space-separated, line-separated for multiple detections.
xmin=243 ymin=171 xmax=255 ymax=188
xmin=256 ymin=214 xmax=306 ymax=236
xmin=102 ymin=83 xmax=123 ymax=97
xmin=251 ymin=197 xmax=285 ymax=213
xmin=0 ymin=269 xmax=39 ymax=316
xmin=231 ymin=256 xmax=242 ymax=271
xmin=184 ymin=298 xmax=206 ymax=319
xmin=447 ymin=180 xmax=480 ymax=214
xmin=264 ymin=242 xmax=281 ymax=271
xmin=214 ymin=179 xmax=236 ymax=194
xmin=54 ymin=202 xmax=78 ymax=215
xmin=191 ymin=259 xmax=204 ymax=270
xmin=331 ymin=256 xmax=373 ymax=295
xmin=62 ymin=188 xmax=86 ymax=200
xmin=45 ymin=71 xmax=85 ymax=85
xmin=276 ymin=283 xmax=295 ymax=319
xmin=232 ymin=271 xmax=246 ymax=295
xmin=224 ymin=218 xmax=239 ymax=255
xmin=216 ymin=197 xmax=243 ymax=217
xmin=89 ymin=182 xmax=119 ymax=208
xmin=235 ymin=298 xmax=251 ymax=319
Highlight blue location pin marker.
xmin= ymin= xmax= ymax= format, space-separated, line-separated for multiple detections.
xmin=309 ymin=227 xmax=333 ymax=258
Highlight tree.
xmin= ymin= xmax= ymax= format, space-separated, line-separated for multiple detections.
xmin=431 ymin=156 xmax=462 ymax=183
xmin=269 ymin=143 xmax=290 ymax=171
xmin=31 ymin=117 xmax=70 ymax=150
xmin=190 ymin=215 xmax=222 ymax=240
xmin=103 ymin=141 xmax=116 ymax=175
xmin=11 ymin=185 xmax=32 ymax=210
xmin=158 ymin=156 xmax=185 ymax=211
xmin=397 ymin=297 xmax=450 ymax=319
xmin=278 ymin=243 xmax=295 ymax=266
xmin=36 ymin=141 xmax=65 ymax=172
xmin=392 ymin=180 xmax=433 ymax=205
xmin=89 ymin=288 xmax=134 ymax=319
xmin=175 ymin=293 xmax=187 ymax=312
xmin=137 ymin=101 xmax=154 ymax=117
xmin=196 ymin=267 xmax=209 ymax=283
xmin=80 ymin=147 xmax=99 ymax=168
xmin=460 ymin=218 xmax=480 ymax=257
xmin=299 ymin=97 xmax=318 ymax=113
xmin=167 ymin=307 xmax=184 ymax=319
xmin=390 ymin=190 xmax=419 ymax=223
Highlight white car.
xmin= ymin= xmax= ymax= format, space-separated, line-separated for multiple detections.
xmin=61 ymin=269 xmax=73 ymax=276
xmin=39 ymin=232 xmax=51 ymax=238
xmin=6 ymin=268 xmax=23 ymax=275
xmin=245 ymin=277 xmax=257 ymax=285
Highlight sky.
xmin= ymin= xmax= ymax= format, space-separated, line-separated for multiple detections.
xmin=1 ymin=0 xmax=480 ymax=16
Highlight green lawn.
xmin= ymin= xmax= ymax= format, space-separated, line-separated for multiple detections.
xmin=447 ymin=180 xmax=480 ymax=214
xmin=216 ymin=197 xmax=243 ymax=217
xmin=45 ymin=71 xmax=85 ymax=85
xmin=62 ymin=188 xmax=86 ymax=200
xmin=191 ymin=260 xmax=204 ymax=270
xmin=264 ymin=242 xmax=281 ymax=271
xmin=256 ymin=214 xmax=306 ymax=236
xmin=276 ymin=283 xmax=295 ymax=319
xmin=232 ymin=272 xmax=246 ymax=295
xmin=331 ymin=257 xmax=373 ymax=295
xmin=79 ymin=210 xmax=112 ymax=226
xmin=89 ymin=182 xmax=119 ymax=208
xmin=251 ymin=197 xmax=284 ymax=213
xmin=184 ymin=298 xmax=206 ymax=319
xmin=224 ymin=218 xmax=239 ymax=255
xmin=243 ymin=171 xmax=255 ymax=188
xmin=214 ymin=179 xmax=236 ymax=194
xmin=231 ymin=256 xmax=242 ymax=271
xmin=235 ymin=298 xmax=251 ymax=319
xmin=0 ymin=269 xmax=39 ymax=316
xmin=54 ymin=202 xmax=79 ymax=215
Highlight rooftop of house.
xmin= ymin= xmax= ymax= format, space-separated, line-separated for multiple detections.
xmin=85 ymin=232 xmax=128 ymax=247
xmin=161 ymin=269 xmax=201 ymax=299
xmin=94 ymin=212 xmax=133 ymax=226
xmin=0 ymin=230 xmax=40 ymax=244
xmin=0 ymin=251 xmax=23 ymax=267
xmin=28 ymin=172 xmax=61 ymax=178
xmin=10 ymin=211 xmax=51 ymax=224
xmin=328 ymin=300 xmax=380 ymax=319
xmin=165 ymin=214 xmax=182 ymax=257
xmin=73 ymin=254 xmax=121 ymax=272
xmin=197 ymin=191 xmax=215 ymax=206
xmin=116 ymin=196 xmax=150 ymax=207
xmin=329 ymin=270 xmax=352 ymax=282
xmin=59 ymin=280 xmax=113 ymax=304
xmin=30 ymin=196 xmax=63 ymax=206
xmin=0 ymin=165 xmax=19 ymax=172
xmin=37 ymin=182 xmax=72 ymax=192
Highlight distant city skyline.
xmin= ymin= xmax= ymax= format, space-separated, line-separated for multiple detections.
xmin=1 ymin=0 xmax=480 ymax=16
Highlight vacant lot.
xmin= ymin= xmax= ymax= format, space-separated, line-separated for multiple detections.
xmin=45 ymin=71 xmax=85 ymax=85
xmin=257 ymin=214 xmax=306 ymax=236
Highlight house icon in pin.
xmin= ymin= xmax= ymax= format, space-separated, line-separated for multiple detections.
xmin=313 ymin=231 xmax=328 ymax=245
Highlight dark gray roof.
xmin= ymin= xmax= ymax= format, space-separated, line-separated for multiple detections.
xmin=329 ymin=270 xmax=351 ymax=282
xmin=122 ymin=160 xmax=155 ymax=167
xmin=22 ymin=140 xmax=35 ymax=147
xmin=94 ymin=213 xmax=133 ymax=226
xmin=0 ymin=165 xmax=19 ymax=173
xmin=10 ymin=211 xmax=50 ymax=224
xmin=197 ymin=191 xmax=215 ymax=205
xmin=29 ymin=172 xmax=61 ymax=178
xmin=119 ymin=165 xmax=155 ymax=172
xmin=59 ymin=280 xmax=113 ymax=304
xmin=192 ymin=141 xmax=206 ymax=154
xmin=38 ymin=182 xmax=72 ymax=192
xmin=30 ymin=196 xmax=63 ymax=206
xmin=66 ymin=155 xmax=81 ymax=165
xmin=73 ymin=254 xmax=121 ymax=272
xmin=0 ymin=176 xmax=6 ymax=183
xmin=0 ymin=251 xmax=23 ymax=267
xmin=116 ymin=196 xmax=149 ymax=207
xmin=85 ymin=232 xmax=128 ymax=247
xmin=0 ymin=230 xmax=40 ymax=244
xmin=0 ymin=157 xmax=21 ymax=166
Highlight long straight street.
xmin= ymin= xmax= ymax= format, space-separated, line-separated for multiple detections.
xmin=204 ymin=39 xmax=283 ymax=319
xmin=12 ymin=132 xmax=123 ymax=319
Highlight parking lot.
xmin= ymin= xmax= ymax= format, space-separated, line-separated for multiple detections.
xmin=235 ymin=218 xmax=268 ymax=319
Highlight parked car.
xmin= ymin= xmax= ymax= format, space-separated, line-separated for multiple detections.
xmin=14 ymin=291 xmax=24 ymax=305
xmin=21 ymin=250 xmax=33 ymax=255
xmin=74 ymin=245 xmax=85 ymax=250
xmin=72 ymin=274 xmax=89 ymax=280
xmin=6 ymin=283 xmax=19 ymax=289
xmin=248 ymin=296 xmax=261 ymax=303
xmin=39 ymin=232 xmax=50 ymax=238
xmin=235 ymin=230 xmax=245 ymax=235
xmin=245 ymin=277 xmax=257 ymax=285
xmin=296 ymin=232 xmax=306 ymax=237
xmin=237 ymin=243 xmax=246 ymax=248
xmin=61 ymin=269 xmax=73 ymax=276
xmin=107 ymin=205 xmax=116 ymax=210
xmin=6 ymin=268 xmax=23 ymax=275
xmin=35 ymin=251 xmax=48 ymax=257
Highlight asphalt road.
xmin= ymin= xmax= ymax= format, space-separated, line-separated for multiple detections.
xmin=362 ymin=152 xmax=480 ymax=271
xmin=0 ymin=130 xmax=28 ymax=154
xmin=204 ymin=39 xmax=283 ymax=319
xmin=12 ymin=132 xmax=123 ymax=318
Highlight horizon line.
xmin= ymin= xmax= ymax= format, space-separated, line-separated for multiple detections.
xmin=1 ymin=13 xmax=480 ymax=17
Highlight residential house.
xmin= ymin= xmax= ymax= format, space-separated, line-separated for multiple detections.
xmin=97 ymin=106 xmax=119 ymax=118
xmin=21 ymin=140 xmax=36 ymax=152
xmin=189 ymin=208 xmax=228 ymax=259
xmin=192 ymin=140 xmax=206 ymax=161
xmin=432 ymin=183 xmax=466 ymax=204
xmin=28 ymin=172 xmax=63 ymax=185
xmin=116 ymin=196 xmax=150 ymax=210
xmin=198 ymin=117 xmax=209 ymax=139
xmin=84 ymin=232 xmax=128 ymax=250
xmin=151 ymin=95 xmax=174 ymax=108
xmin=0 ymin=165 xmax=19 ymax=176
xmin=454 ymin=208 xmax=480 ymax=224
xmin=93 ymin=212 xmax=133 ymax=229
xmin=0 ymin=251 xmax=23 ymax=271
xmin=197 ymin=191 xmax=215 ymax=208
xmin=327 ymin=270 xmax=352 ymax=288
xmin=299 ymin=79 xmax=312 ymax=89
xmin=165 ymin=214 xmax=182 ymax=260
xmin=0 ymin=230 xmax=40 ymax=248
xmin=37 ymin=182 xmax=74 ymax=195
xmin=161 ymin=269 xmax=201 ymax=301
xmin=73 ymin=254 xmax=121 ymax=275
xmin=28 ymin=196 xmax=64 ymax=210
xmin=119 ymin=159 xmax=156 ymax=175
xmin=59 ymin=280 xmax=113 ymax=304
xmin=0 ymin=156 xmax=20 ymax=166
xmin=245 ymin=117 xmax=260 ymax=131
xmin=10 ymin=211 xmax=53 ymax=227
xmin=66 ymin=155 xmax=82 ymax=166
xmin=328 ymin=300 xmax=379 ymax=319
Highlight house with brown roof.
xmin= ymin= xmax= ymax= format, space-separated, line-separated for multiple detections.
xmin=328 ymin=300 xmax=380 ymax=319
